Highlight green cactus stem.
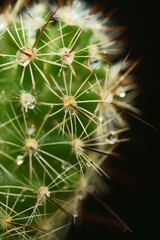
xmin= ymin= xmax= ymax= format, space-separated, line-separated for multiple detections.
xmin=0 ymin=1 xmax=139 ymax=239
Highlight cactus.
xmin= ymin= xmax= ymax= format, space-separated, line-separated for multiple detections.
xmin=0 ymin=1 xmax=140 ymax=239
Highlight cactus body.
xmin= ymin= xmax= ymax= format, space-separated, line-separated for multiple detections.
xmin=0 ymin=1 xmax=139 ymax=239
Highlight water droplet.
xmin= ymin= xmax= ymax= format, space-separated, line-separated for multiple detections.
xmin=16 ymin=155 xmax=24 ymax=166
xmin=120 ymin=91 xmax=126 ymax=98
xmin=73 ymin=210 xmax=78 ymax=218
xmin=86 ymin=160 xmax=92 ymax=167
xmin=61 ymin=162 xmax=70 ymax=171
xmin=28 ymin=124 xmax=36 ymax=136
xmin=106 ymin=132 xmax=117 ymax=144
xmin=98 ymin=115 xmax=104 ymax=125
xmin=78 ymin=191 xmax=87 ymax=200
xmin=102 ymin=50 xmax=107 ymax=54
xmin=38 ymin=186 xmax=50 ymax=204
xmin=72 ymin=139 xmax=83 ymax=156
xmin=20 ymin=91 xmax=36 ymax=112
xmin=58 ymin=71 xmax=61 ymax=77
xmin=116 ymin=87 xmax=126 ymax=98
xmin=16 ymin=47 xmax=34 ymax=66
xmin=60 ymin=47 xmax=75 ymax=65
xmin=64 ymin=108 xmax=69 ymax=113
xmin=19 ymin=196 xmax=26 ymax=202
xmin=96 ymin=23 xmax=102 ymax=30
xmin=71 ymin=110 xmax=75 ymax=116
xmin=90 ymin=58 xmax=100 ymax=69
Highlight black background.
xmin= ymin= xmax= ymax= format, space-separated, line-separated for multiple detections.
xmin=68 ymin=1 xmax=160 ymax=240
xmin=0 ymin=1 xmax=159 ymax=240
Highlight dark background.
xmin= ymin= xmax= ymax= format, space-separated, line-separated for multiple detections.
xmin=68 ymin=0 xmax=160 ymax=240
xmin=0 ymin=0 xmax=159 ymax=239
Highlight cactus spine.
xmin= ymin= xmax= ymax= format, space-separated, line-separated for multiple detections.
xmin=0 ymin=1 xmax=139 ymax=239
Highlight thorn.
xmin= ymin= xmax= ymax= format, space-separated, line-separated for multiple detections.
xmin=32 ymin=4 xmax=61 ymax=49
xmin=27 ymin=12 xmax=34 ymax=21
xmin=45 ymin=194 xmax=72 ymax=218
xmin=7 ymin=221 xmax=47 ymax=233
xmin=83 ymin=210 xmax=126 ymax=230
xmin=104 ymin=26 xmax=128 ymax=31
xmin=87 ymin=191 xmax=133 ymax=233
xmin=102 ymin=7 xmax=118 ymax=19
xmin=81 ymin=146 xmax=120 ymax=158
xmin=19 ymin=49 xmax=32 ymax=58
xmin=112 ymin=103 xmax=159 ymax=132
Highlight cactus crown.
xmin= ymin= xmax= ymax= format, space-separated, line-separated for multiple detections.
xmin=0 ymin=0 xmax=139 ymax=239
